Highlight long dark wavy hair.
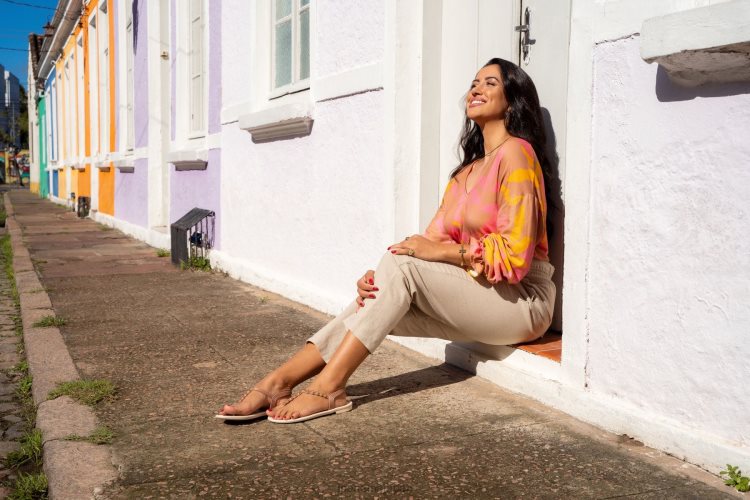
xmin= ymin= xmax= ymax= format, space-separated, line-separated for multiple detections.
xmin=452 ymin=58 xmax=552 ymax=211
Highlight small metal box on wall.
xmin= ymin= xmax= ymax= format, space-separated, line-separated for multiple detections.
xmin=170 ymin=208 xmax=215 ymax=267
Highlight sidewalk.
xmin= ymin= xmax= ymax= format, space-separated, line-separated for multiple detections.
xmin=6 ymin=190 xmax=735 ymax=498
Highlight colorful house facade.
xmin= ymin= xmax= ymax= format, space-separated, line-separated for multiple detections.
xmin=28 ymin=0 xmax=750 ymax=474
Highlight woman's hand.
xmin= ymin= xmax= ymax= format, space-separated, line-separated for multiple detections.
xmin=388 ymin=235 xmax=444 ymax=262
xmin=356 ymin=270 xmax=377 ymax=310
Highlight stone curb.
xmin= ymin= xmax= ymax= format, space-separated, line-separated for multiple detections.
xmin=3 ymin=193 xmax=118 ymax=499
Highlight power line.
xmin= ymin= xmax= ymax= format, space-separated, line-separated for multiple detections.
xmin=0 ymin=0 xmax=55 ymax=10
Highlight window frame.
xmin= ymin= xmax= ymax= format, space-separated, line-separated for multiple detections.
xmin=98 ymin=0 xmax=110 ymax=153
xmin=88 ymin=10 xmax=99 ymax=156
xmin=76 ymin=34 xmax=84 ymax=158
xmin=269 ymin=0 xmax=311 ymax=99
xmin=64 ymin=57 xmax=73 ymax=160
xmin=125 ymin=6 xmax=134 ymax=151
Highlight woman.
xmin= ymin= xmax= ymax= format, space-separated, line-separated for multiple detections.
xmin=217 ymin=58 xmax=556 ymax=424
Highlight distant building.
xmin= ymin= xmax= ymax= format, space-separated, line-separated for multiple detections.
xmin=0 ymin=65 xmax=21 ymax=148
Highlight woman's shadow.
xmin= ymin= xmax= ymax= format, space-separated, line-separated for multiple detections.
xmin=346 ymin=362 xmax=473 ymax=407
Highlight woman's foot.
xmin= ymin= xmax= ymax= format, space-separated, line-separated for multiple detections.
xmin=217 ymin=377 xmax=292 ymax=418
xmin=268 ymin=380 xmax=349 ymax=421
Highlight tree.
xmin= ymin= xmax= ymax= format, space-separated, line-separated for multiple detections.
xmin=18 ymin=86 xmax=28 ymax=149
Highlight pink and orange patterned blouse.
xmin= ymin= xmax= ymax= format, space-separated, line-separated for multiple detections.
xmin=424 ymin=138 xmax=549 ymax=285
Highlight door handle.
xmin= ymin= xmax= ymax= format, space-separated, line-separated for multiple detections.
xmin=515 ymin=7 xmax=532 ymax=64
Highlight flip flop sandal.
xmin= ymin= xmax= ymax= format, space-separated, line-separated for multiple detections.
xmin=215 ymin=387 xmax=292 ymax=421
xmin=268 ymin=388 xmax=353 ymax=424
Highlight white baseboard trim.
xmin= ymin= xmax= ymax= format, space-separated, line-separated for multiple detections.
xmin=209 ymin=249 xmax=349 ymax=317
xmin=48 ymin=194 xmax=73 ymax=209
xmin=90 ymin=211 xmax=170 ymax=250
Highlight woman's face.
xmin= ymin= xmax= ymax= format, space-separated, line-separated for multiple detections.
xmin=466 ymin=64 xmax=509 ymax=126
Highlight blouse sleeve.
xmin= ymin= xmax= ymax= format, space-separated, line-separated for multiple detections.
xmin=423 ymin=179 xmax=456 ymax=244
xmin=467 ymin=144 xmax=543 ymax=284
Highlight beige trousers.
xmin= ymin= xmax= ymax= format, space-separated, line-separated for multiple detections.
xmin=308 ymin=251 xmax=556 ymax=362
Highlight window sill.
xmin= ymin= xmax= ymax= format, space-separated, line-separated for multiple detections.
xmin=641 ymin=0 xmax=750 ymax=86
xmin=94 ymin=161 xmax=111 ymax=172
xmin=238 ymin=101 xmax=314 ymax=143
xmin=167 ymin=149 xmax=208 ymax=171
xmin=113 ymin=158 xmax=135 ymax=173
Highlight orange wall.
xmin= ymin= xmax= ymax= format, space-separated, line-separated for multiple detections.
xmin=98 ymin=0 xmax=116 ymax=216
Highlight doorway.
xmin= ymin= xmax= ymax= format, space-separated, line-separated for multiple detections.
xmin=421 ymin=0 xmax=570 ymax=341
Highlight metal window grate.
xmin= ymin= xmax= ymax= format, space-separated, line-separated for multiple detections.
xmin=170 ymin=208 xmax=215 ymax=267
xmin=76 ymin=196 xmax=90 ymax=218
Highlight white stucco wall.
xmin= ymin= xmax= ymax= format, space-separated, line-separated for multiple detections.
xmin=219 ymin=91 xmax=387 ymax=313
xmin=588 ymin=34 xmax=750 ymax=449
xmin=315 ymin=0 xmax=385 ymax=77
xmin=217 ymin=0 xmax=388 ymax=313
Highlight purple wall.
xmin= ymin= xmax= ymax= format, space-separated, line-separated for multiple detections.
xmin=134 ymin=0 xmax=148 ymax=148
xmin=114 ymin=0 xmax=149 ymax=229
xmin=208 ymin=0 xmax=221 ymax=134
xmin=115 ymin=158 xmax=149 ymax=226
xmin=170 ymin=149 xmax=222 ymax=249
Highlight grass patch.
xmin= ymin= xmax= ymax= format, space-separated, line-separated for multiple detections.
xmin=180 ymin=255 xmax=211 ymax=271
xmin=1 ymin=235 xmax=19 ymax=306
xmin=48 ymin=379 xmax=116 ymax=406
xmin=17 ymin=373 xmax=32 ymax=401
xmin=156 ymin=249 xmax=170 ymax=258
xmin=8 ymin=471 xmax=48 ymax=500
xmin=64 ymin=425 xmax=115 ymax=445
xmin=5 ymin=429 xmax=43 ymax=468
xmin=32 ymin=316 xmax=66 ymax=328
xmin=13 ymin=359 xmax=28 ymax=374
xmin=0 ymin=210 xmax=7 ymax=228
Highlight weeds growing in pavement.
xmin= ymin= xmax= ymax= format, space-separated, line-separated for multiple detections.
xmin=8 ymin=471 xmax=48 ymax=499
xmin=5 ymin=429 xmax=43 ymax=468
xmin=48 ymin=379 xmax=116 ymax=406
xmin=64 ymin=425 xmax=115 ymax=445
xmin=16 ymin=374 xmax=32 ymax=402
xmin=180 ymin=255 xmax=211 ymax=271
xmin=1 ymin=231 xmax=46 ymax=497
xmin=720 ymin=464 xmax=750 ymax=492
xmin=0 ymin=209 xmax=7 ymax=227
xmin=32 ymin=316 xmax=66 ymax=328
xmin=156 ymin=249 xmax=170 ymax=258
xmin=1 ymin=235 xmax=19 ymax=306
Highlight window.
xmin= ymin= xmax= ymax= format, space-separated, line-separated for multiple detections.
xmin=48 ymin=81 xmax=56 ymax=161
xmin=126 ymin=7 xmax=134 ymax=150
xmin=88 ymin=12 xmax=99 ymax=155
xmin=77 ymin=35 xmax=84 ymax=157
xmin=272 ymin=0 xmax=310 ymax=94
xmin=64 ymin=58 xmax=72 ymax=158
xmin=99 ymin=0 xmax=110 ymax=152
xmin=188 ymin=0 xmax=205 ymax=134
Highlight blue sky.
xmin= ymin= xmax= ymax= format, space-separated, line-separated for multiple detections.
xmin=0 ymin=0 xmax=60 ymax=91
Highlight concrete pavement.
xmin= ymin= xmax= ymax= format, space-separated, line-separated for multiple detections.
xmin=5 ymin=189 xmax=738 ymax=499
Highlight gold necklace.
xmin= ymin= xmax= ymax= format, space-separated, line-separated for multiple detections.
xmin=482 ymin=135 xmax=512 ymax=158
xmin=465 ymin=135 xmax=512 ymax=194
